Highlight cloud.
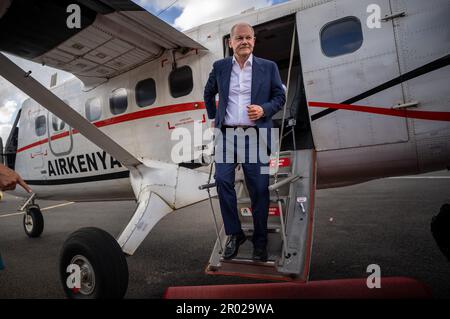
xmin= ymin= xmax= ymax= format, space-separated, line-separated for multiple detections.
xmin=0 ymin=87 xmax=26 ymax=110
xmin=0 ymin=124 xmax=12 ymax=143
xmin=0 ymin=84 xmax=26 ymax=140
xmin=173 ymin=0 xmax=273 ymax=30
xmin=0 ymin=97 xmax=21 ymax=143
xmin=133 ymin=0 xmax=273 ymax=30
xmin=133 ymin=0 xmax=179 ymax=13
xmin=0 ymin=100 xmax=17 ymax=124
xmin=0 ymin=53 xmax=74 ymax=134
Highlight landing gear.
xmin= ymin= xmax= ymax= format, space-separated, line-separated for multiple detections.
xmin=21 ymin=194 xmax=43 ymax=238
xmin=23 ymin=205 xmax=44 ymax=238
xmin=59 ymin=227 xmax=129 ymax=299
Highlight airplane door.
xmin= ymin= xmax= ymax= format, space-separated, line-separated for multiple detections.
xmin=296 ymin=0 xmax=408 ymax=151
xmin=47 ymin=104 xmax=73 ymax=157
xmin=30 ymin=109 xmax=46 ymax=175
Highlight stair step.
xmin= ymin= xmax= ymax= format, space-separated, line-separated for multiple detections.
xmin=270 ymin=172 xmax=290 ymax=178
xmin=219 ymin=259 xmax=277 ymax=269
xmin=215 ymin=232 xmax=282 ymax=264
xmin=222 ymin=258 xmax=277 ymax=267
xmin=237 ymin=196 xmax=288 ymax=204
xmin=238 ymin=227 xmax=281 ymax=234
xmin=236 ymin=172 xmax=291 ymax=184
xmin=206 ymin=231 xmax=295 ymax=280
xmin=206 ymin=261 xmax=295 ymax=281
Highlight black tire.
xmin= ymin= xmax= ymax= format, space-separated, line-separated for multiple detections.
xmin=59 ymin=227 xmax=128 ymax=299
xmin=23 ymin=206 xmax=44 ymax=238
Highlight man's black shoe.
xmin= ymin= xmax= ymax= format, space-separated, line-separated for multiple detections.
xmin=252 ymin=246 xmax=268 ymax=262
xmin=223 ymin=233 xmax=246 ymax=260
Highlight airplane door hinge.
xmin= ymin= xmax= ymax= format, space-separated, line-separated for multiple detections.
xmin=381 ymin=11 xmax=406 ymax=22
xmin=392 ymin=101 xmax=419 ymax=110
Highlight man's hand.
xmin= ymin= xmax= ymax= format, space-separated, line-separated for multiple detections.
xmin=0 ymin=164 xmax=32 ymax=193
xmin=247 ymin=104 xmax=265 ymax=121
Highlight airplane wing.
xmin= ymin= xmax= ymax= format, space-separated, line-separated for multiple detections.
xmin=0 ymin=0 xmax=207 ymax=87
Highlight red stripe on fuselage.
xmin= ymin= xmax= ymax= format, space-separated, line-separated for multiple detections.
xmin=17 ymin=102 xmax=206 ymax=153
xmin=309 ymin=101 xmax=450 ymax=121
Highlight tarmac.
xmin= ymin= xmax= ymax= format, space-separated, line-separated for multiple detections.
xmin=0 ymin=170 xmax=449 ymax=298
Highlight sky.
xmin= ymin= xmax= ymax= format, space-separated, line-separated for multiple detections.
xmin=0 ymin=0 xmax=289 ymax=142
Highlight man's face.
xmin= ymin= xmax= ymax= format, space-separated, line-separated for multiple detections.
xmin=229 ymin=25 xmax=255 ymax=59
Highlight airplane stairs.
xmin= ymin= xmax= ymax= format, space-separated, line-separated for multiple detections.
xmin=206 ymin=149 xmax=317 ymax=282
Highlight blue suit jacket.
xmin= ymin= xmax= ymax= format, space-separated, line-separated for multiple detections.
xmin=203 ymin=56 xmax=286 ymax=129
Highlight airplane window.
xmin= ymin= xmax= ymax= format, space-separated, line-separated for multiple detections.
xmin=136 ymin=78 xmax=156 ymax=107
xmin=52 ymin=114 xmax=66 ymax=131
xmin=85 ymin=97 xmax=102 ymax=122
xmin=169 ymin=66 xmax=193 ymax=98
xmin=35 ymin=115 xmax=46 ymax=137
xmin=110 ymin=88 xmax=128 ymax=115
xmin=320 ymin=17 xmax=363 ymax=58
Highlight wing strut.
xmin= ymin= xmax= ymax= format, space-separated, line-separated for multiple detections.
xmin=0 ymin=53 xmax=141 ymax=168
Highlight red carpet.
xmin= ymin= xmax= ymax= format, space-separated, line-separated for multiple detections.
xmin=164 ymin=277 xmax=431 ymax=299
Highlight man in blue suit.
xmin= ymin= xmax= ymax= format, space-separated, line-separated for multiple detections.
xmin=204 ymin=23 xmax=285 ymax=261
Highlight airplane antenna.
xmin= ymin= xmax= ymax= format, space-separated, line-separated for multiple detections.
xmin=156 ymin=0 xmax=179 ymax=17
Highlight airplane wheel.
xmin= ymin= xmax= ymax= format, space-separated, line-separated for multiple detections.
xmin=23 ymin=205 xmax=44 ymax=238
xmin=59 ymin=227 xmax=128 ymax=299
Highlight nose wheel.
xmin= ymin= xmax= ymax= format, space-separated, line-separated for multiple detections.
xmin=20 ymin=193 xmax=44 ymax=238
xmin=23 ymin=205 xmax=44 ymax=238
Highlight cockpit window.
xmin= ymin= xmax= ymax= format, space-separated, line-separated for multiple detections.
xmin=320 ymin=16 xmax=363 ymax=57
xmin=35 ymin=115 xmax=46 ymax=136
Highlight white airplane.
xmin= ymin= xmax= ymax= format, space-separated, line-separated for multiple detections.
xmin=0 ymin=0 xmax=449 ymax=298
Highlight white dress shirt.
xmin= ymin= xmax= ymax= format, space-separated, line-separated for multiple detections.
xmin=224 ymin=54 xmax=255 ymax=127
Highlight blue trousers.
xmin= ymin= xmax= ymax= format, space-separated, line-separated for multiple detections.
xmin=214 ymin=128 xmax=270 ymax=248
